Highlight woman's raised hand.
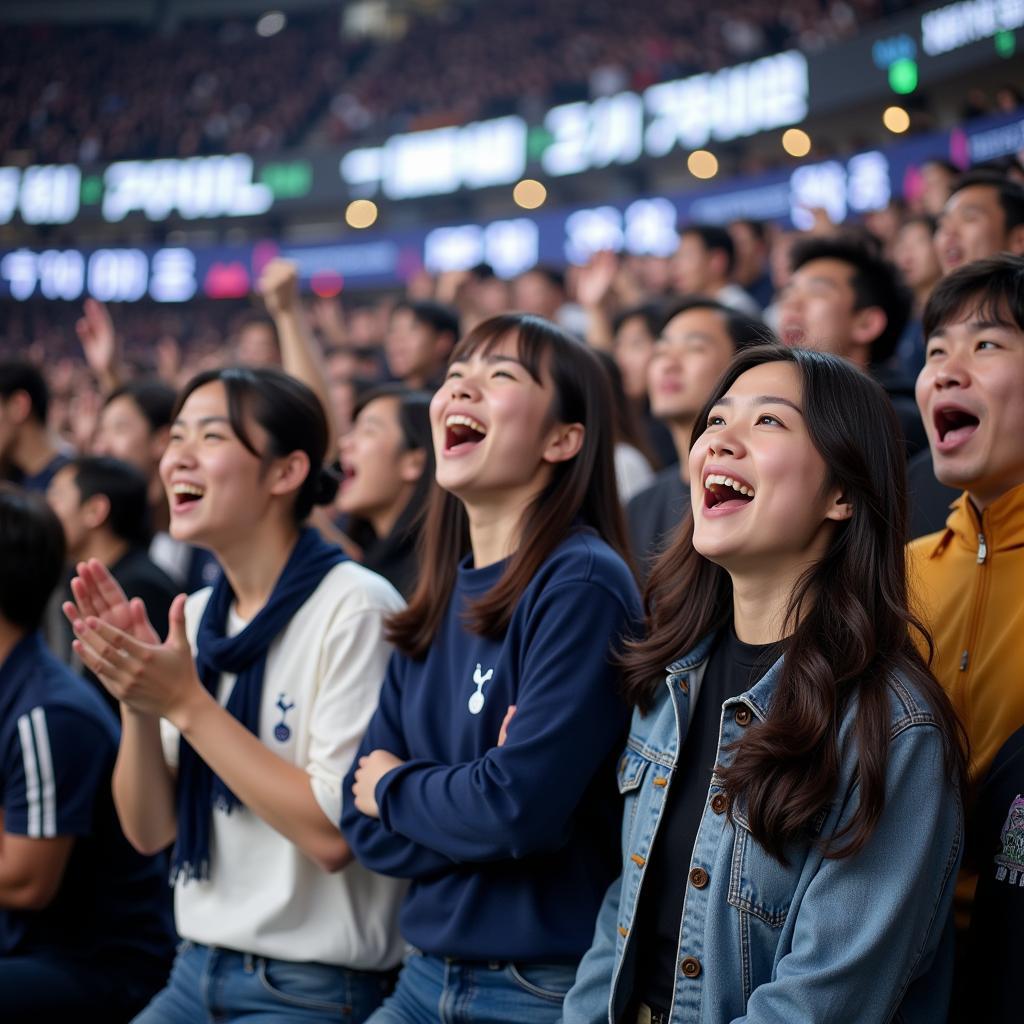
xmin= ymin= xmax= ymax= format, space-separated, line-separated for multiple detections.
xmin=70 ymin=593 xmax=207 ymax=723
xmin=63 ymin=558 xmax=159 ymax=645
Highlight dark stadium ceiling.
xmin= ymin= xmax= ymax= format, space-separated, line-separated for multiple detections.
xmin=0 ymin=0 xmax=461 ymax=27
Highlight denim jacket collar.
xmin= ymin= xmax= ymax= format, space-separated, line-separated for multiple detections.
xmin=665 ymin=629 xmax=786 ymax=726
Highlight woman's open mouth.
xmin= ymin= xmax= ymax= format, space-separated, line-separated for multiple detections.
xmin=170 ymin=482 xmax=205 ymax=513
xmin=444 ymin=414 xmax=488 ymax=453
xmin=703 ymin=472 xmax=756 ymax=513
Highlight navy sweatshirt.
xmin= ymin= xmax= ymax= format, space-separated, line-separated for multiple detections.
xmin=341 ymin=529 xmax=640 ymax=962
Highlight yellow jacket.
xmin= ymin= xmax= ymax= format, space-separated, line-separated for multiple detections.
xmin=908 ymin=483 xmax=1024 ymax=788
xmin=908 ymin=482 xmax=1024 ymax=925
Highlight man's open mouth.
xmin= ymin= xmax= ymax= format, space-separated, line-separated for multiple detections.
xmin=934 ymin=406 xmax=980 ymax=446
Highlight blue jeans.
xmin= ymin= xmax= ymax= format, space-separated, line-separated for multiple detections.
xmin=368 ymin=950 xmax=578 ymax=1024
xmin=132 ymin=942 xmax=395 ymax=1023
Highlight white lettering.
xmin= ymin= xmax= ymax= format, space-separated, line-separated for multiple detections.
xmin=922 ymin=0 xmax=1024 ymax=56
xmin=102 ymin=155 xmax=272 ymax=222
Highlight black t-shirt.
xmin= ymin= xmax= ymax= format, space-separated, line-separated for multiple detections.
xmin=961 ymin=724 xmax=1024 ymax=1023
xmin=633 ymin=627 xmax=783 ymax=1014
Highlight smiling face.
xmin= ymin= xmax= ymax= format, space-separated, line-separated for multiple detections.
xmin=648 ymin=307 xmax=736 ymax=425
xmin=916 ymin=310 xmax=1024 ymax=508
xmin=689 ymin=361 xmax=849 ymax=573
xmin=337 ymin=396 xmax=422 ymax=527
xmin=158 ymin=381 xmax=276 ymax=548
xmin=430 ymin=333 xmax=580 ymax=506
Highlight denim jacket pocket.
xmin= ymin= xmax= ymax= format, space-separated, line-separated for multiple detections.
xmin=726 ymin=808 xmax=798 ymax=929
xmin=617 ymin=746 xmax=650 ymax=834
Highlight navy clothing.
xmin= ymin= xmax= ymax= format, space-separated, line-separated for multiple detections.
xmin=341 ymin=530 xmax=640 ymax=963
xmin=962 ymin=725 xmax=1024 ymax=1023
xmin=5 ymin=453 xmax=71 ymax=494
xmin=0 ymin=634 xmax=174 ymax=990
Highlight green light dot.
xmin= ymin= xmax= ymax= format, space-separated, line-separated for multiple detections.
xmin=80 ymin=176 xmax=103 ymax=205
xmin=527 ymin=127 xmax=554 ymax=162
xmin=889 ymin=58 xmax=919 ymax=95
xmin=995 ymin=31 xmax=1015 ymax=58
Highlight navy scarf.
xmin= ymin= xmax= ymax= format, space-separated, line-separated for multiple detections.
xmin=172 ymin=527 xmax=347 ymax=882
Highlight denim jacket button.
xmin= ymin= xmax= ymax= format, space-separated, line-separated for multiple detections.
xmin=710 ymin=793 xmax=728 ymax=814
xmin=689 ymin=867 xmax=709 ymax=889
xmin=735 ymin=706 xmax=752 ymax=726
xmin=680 ymin=956 xmax=702 ymax=979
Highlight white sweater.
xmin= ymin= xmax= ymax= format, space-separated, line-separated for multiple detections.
xmin=161 ymin=560 xmax=407 ymax=968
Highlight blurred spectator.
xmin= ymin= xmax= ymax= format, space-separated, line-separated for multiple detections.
xmin=0 ymin=485 xmax=175 ymax=1021
xmin=384 ymin=300 xmax=460 ymax=390
xmin=626 ymin=298 xmax=766 ymax=573
xmin=779 ymin=236 xmax=926 ymax=456
xmin=893 ymin=214 xmax=943 ymax=376
xmin=592 ymin=350 xmax=656 ymax=504
xmin=671 ymin=225 xmax=761 ymax=316
xmin=45 ymin=456 xmax=177 ymax=709
xmin=0 ymin=360 xmax=70 ymax=493
xmin=918 ymin=159 xmax=960 ymax=218
xmin=336 ymin=386 xmax=433 ymax=598
xmin=728 ymin=219 xmax=774 ymax=310
xmin=935 ymin=171 xmax=1024 ymax=276
xmin=232 ymin=312 xmax=281 ymax=368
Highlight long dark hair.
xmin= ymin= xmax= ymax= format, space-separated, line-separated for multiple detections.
xmin=344 ymin=384 xmax=434 ymax=550
xmin=388 ymin=313 xmax=630 ymax=659
xmin=622 ymin=345 xmax=966 ymax=860
xmin=173 ymin=366 xmax=338 ymax=523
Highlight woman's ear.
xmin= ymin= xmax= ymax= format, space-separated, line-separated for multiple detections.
xmin=398 ymin=447 xmax=427 ymax=483
xmin=825 ymin=490 xmax=854 ymax=522
xmin=542 ymin=422 xmax=585 ymax=465
xmin=269 ymin=450 xmax=312 ymax=498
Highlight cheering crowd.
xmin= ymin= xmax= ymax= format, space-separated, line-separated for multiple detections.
xmin=1 ymin=0 xmax=917 ymax=165
xmin=0 ymin=157 xmax=1023 ymax=1024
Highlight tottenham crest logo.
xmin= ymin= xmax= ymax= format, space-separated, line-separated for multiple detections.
xmin=468 ymin=664 xmax=494 ymax=715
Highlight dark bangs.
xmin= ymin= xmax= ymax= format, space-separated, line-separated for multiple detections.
xmin=923 ymin=255 xmax=1024 ymax=340
xmin=450 ymin=314 xmax=555 ymax=385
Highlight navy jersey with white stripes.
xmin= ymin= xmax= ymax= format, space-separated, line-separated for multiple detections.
xmin=0 ymin=631 xmax=175 ymax=964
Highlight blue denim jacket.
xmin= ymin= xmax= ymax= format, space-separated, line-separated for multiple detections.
xmin=562 ymin=633 xmax=962 ymax=1024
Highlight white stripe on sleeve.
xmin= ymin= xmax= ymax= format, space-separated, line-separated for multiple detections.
xmin=31 ymin=707 xmax=58 ymax=838
xmin=17 ymin=713 xmax=41 ymax=838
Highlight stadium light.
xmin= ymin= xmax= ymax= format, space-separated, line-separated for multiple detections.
xmin=882 ymin=106 xmax=911 ymax=133
xmin=687 ymin=150 xmax=718 ymax=180
xmin=345 ymin=199 xmax=378 ymax=229
xmin=782 ymin=128 xmax=812 ymax=158
xmin=256 ymin=12 xmax=287 ymax=37
xmin=513 ymin=179 xmax=547 ymax=209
